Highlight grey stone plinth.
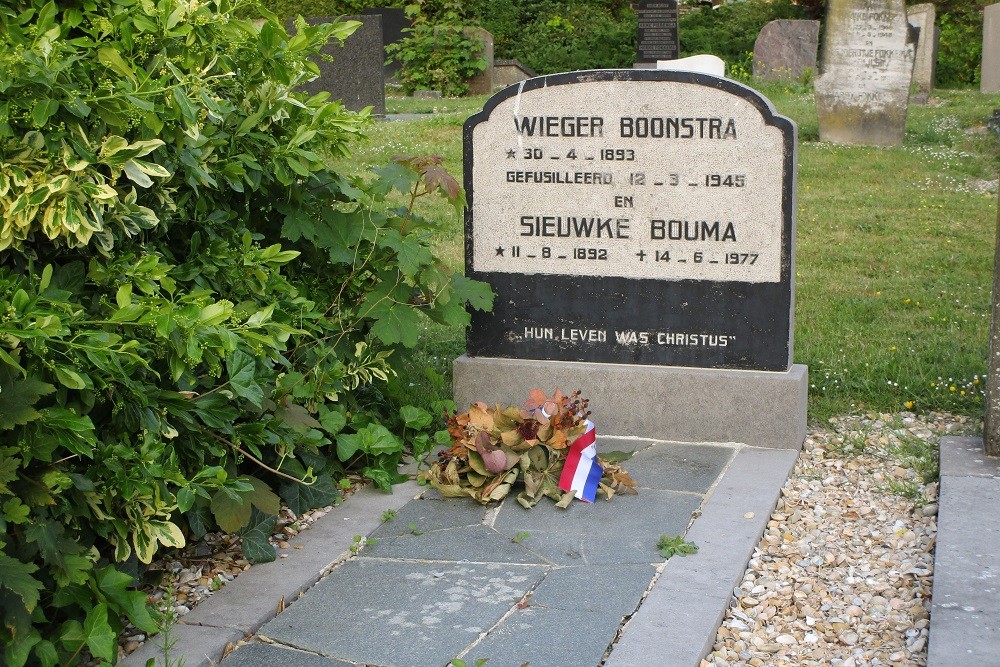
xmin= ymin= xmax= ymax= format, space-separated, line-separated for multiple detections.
xmin=453 ymin=355 xmax=807 ymax=449
xmin=927 ymin=436 xmax=1000 ymax=665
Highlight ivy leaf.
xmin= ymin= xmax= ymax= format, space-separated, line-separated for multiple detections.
xmin=0 ymin=555 xmax=43 ymax=613
xmin=366 ymin=424 xmax=404 ymax=455
xmin=0 ymin=370 xmax=55 ymax=431
xmin=363 ymin=465 xmax=407 ymax=492
xmin=239 ymin=508 xmax=277 ymax=564
xmin=318 ymin=406 xmax=347 ymax=435
xmin=93 ymin=565 xmax=157 ymax=634
xmin=279 ymin=474 xmax=340 ymax=516
xmin=60 ymin=604 xmax=115 ymax=662
xmin=226 ymin=350 xmax=264 ymax=407
xmin=243 ymin=475 xmax=281 ymax=515
xmin=400 ymin=405 xmax=432 ymax=430
xmin=33 ymin=640 xmax=58 ymax=667
xmin=275 ymin=400 xmax=321 ymax=431
xmin=185 ymin=503 xmax=214 ymax=540
xmin=337 ymin=432 xmax=362 ymax=461
xmin=25 ymin=520 xmax=72 ymax=568
xmin=211 ymin=490 xmax=252 ymax=533
xmin=3 ymin=626 xmax=40 ymax=667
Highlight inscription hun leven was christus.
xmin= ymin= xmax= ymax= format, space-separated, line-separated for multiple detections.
xmin=523 ymin=327 xmax=735 ymax=348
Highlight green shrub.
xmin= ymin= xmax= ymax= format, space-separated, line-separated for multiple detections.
xmin=472 ymin=0 xmax=636 ymax=75
xmin=0 ymin=1 xmax=490 ymax=664
xmin=258 ymin=0 xmax=406 ymax=19
xmin=679 ymin=0 xmax=806 ymax=67
xmin=386 ymin=0 xmax=486 ymax=96
xmin=935 ymin=3 xmax=986 ymax=88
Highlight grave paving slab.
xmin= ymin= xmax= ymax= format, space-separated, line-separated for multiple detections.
xmin=257 ymin=559 xmax=546 ymax=667
xmin=216 ymin=642 xmax=357 ymax=667
xmin=146 ymin=439 xmax=808 ymax=667
xmin=370 ymin=496 xmax=489 ymax=534
xmin=529 ymin=563 xmax=659 ymax=615
xmin=364 ymin=524 xmax=548 ymax=564
xmin=493 ymin=489 xmax=704 ymax=566
xmin=626 ymin=442 xmax=735 ymax=493
xmin=606 ymin=446 xmax=799 ymax=666
xmin=467 ymin=606 xmax=629 ymax=667
xmin=927 ymin=436 xmax=1000 ymax=666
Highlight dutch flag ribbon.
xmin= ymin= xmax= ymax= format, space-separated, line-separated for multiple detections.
xmin=558 ymin=420 xmax=603 ymax=503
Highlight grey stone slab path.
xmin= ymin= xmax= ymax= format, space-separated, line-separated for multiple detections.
xmin=127 ymin=439 xmax=801 ymax=667
xmin=927 ymin=436 xmax=1000 ymax=666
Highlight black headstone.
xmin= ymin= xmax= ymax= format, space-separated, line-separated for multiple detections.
xmin=361 ymin=7 xmax=410 ymax=78
xmin=297 ymin=15 xmax=385 ymax=116
xmin=463 ymin=70 xmax=797 ymax=371
xmin=636 ymin=0 xmax=680 ymax=64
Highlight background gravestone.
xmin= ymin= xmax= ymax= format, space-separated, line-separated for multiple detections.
xmin=361 ymin=7 xmax=410 ymax=80
xmin=752 ymin=19 xmax=820 ymax=82
xmin=907 ymin=3 xmax=938 ymax=103
xmin=464 ymin=27 xmax=495 ymax=96
xmin=814 ymin=0 xmax=916 ymax=146
xmin=493 ymin=60 xmax=537 ymax=89
xmin=636 ymin=0 xmax=679 ymax=67
xmin=454 ymin=70 xmax=807 ymax=449
xmin=297 ymin=15 xmax=385 ymax=116
xmin=984 ymin=3 xmax=1000 ymax=94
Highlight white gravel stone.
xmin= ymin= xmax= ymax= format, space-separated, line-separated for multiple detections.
xmin=701 ymin=411 xmax=970 ymax=667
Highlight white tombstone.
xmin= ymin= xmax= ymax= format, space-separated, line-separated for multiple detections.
xmin=657 ymin=54 xmax=726 ymax=77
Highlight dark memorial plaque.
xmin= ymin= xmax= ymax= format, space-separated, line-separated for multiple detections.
xmin=637 ymin=0 xmax=680 ymax=64
xmin=464 ymin=70 xmax=797 ymax=371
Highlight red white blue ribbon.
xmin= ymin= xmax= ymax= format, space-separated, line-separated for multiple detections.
xmin=558 ymin=420 xmax=602 ymax=503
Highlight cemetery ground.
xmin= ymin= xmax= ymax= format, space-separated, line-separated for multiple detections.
xmin=129 ymin=87 xmax=1000 ymax=666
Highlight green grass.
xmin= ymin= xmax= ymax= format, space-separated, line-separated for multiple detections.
xmin=339 ymin=87 xmax=1000 ymax=423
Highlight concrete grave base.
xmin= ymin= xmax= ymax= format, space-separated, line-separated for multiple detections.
xmin=453 ymin=355 xmax=808 ymax=450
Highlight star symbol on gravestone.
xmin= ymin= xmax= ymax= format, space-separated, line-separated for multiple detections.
xmin=495 ymin=246 xmax=505 ymax=256
xmin=506 ymin=149 xmax=516 ymax=158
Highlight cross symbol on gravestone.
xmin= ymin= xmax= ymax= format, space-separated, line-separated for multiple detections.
xmin=636 ymin=250 xmax=647 ymax=261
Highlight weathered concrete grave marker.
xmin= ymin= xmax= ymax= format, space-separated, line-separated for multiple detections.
xmin=983 ymin=3 xmax=1000 ymax=94
xmin=454 ymin=70 xmax=807 ymax=449
xmin=752 ymin=19 xmax=820 ymax=83
xmin=907 ymin=3 xmax=938 ymax=103
xmin=814 ymin=0 xmax=917 ymax=146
